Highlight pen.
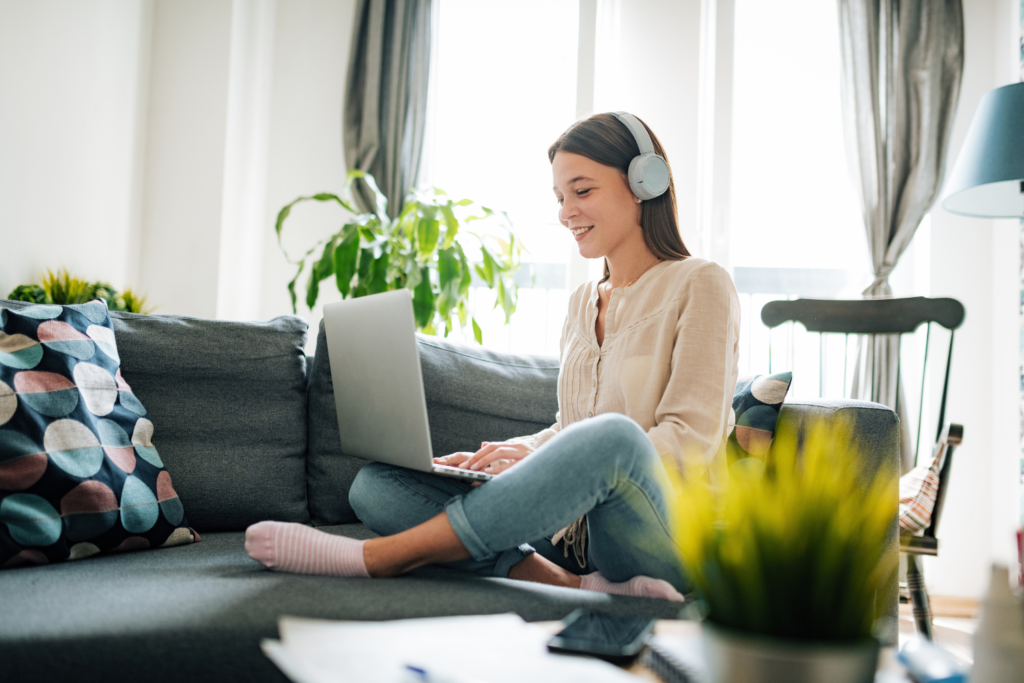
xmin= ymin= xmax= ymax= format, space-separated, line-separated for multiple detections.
xmin=403 ymin=664 xmax=485 ymax=683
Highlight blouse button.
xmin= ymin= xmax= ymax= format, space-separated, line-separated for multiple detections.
xmin=587 ymin=411 xmax=594 ymax=418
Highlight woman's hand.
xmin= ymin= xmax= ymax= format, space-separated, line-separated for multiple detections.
xmin=465 ymin=441 xmax=534 ymax=474
xmin=432 ymin=452 xmax=474 ymax=468
xmin=433 ymin=441 xmax=535 ymax=476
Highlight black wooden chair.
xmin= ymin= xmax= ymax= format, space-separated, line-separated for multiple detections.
xmin=760 ymin=296 xmax=966 ymax=639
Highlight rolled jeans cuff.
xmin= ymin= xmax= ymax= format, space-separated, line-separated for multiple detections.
xmin=493 ymin=544 xmax=534 ymax=578
xmin=444 ymin=493 xmax=534 ymax=577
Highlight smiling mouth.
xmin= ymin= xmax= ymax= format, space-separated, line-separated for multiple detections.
xmin=572 ymin=226 xmax=593 ymax=237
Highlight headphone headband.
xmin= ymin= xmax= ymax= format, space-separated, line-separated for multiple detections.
xmin=610 ymin=112 xmax=670 ymax=201
xmin=613 ymin=112 xmax=656 ymax=155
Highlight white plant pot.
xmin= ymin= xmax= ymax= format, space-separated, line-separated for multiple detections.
xmin=702 ymin=622 xmax=880 ymax=683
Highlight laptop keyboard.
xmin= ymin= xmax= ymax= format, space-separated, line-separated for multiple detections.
xmin=431 ymin=464 xmax=494 ymax=481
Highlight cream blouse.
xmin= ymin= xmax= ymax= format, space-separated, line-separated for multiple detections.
xmin=508 ymin=257 xmax=741 ymax=562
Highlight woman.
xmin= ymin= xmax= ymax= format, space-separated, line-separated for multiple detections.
xmin=246 ymin=113 xmax=740 ymax=601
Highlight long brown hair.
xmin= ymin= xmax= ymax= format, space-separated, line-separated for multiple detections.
xmin=548 ymin=113 xmax=689 ymax=282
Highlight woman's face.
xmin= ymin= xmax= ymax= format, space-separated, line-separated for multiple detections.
xmin=552 ymin=151 xmax=642 ymax=261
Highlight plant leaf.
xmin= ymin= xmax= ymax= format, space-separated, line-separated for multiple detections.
xmin=417 ymin=218 xmax=440 ymax=259
xmin=496 ymin=277 xmax=515 ymax=323
xmin=436 ymin=248 xmax=460 ymax=321
xmin=370 ymin=250 xmax=389 ymax=295
xmin=440 ymin=204 xmax=459 ymax=249
xmin=405 ymin=264 xmax=422 ymax=292
xmin=315 ymin=237 xmax=337 ymax=281
xmin=472 ymin=317 xmax=483 ymax=344
xmin=275 ymin=193 xmax=356 ymax=263
xmin=305 ymin=264 xmax=320 ymax=310
xmin=333 ymin=226 xmax=360 ymax=298
xmin=286 ymin=260 xmax=305 ymax=313
xmin=412 ymin=265 xmax=434 ymax=329
xmin=456 ymin=245 xmax=472 ymax=298
xmin=479 ymin=245 xmax=498 ymax=286
xmin=344 ymin=169 xmax=389 ymax=218
xmin=354 ymin=247 xmax=374 ymax=298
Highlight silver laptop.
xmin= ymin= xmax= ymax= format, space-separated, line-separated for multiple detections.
xmin=322 ymin=289 xmax=494 ymax=482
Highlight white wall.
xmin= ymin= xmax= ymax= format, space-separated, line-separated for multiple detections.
xmin=259 ymin=0 xmax=357 ymax=344
xmin=1 ymin=0 xmax=356 ymax=331
xmin=217 ymin=0 xmax=277 ymax=322
xmin=138 ymin=0 xmax=233 ymax=319
xmin=922 ymin=0 xmax=1021 ymax=597
xmin=0 ymin=0 xmax=152 ymax=296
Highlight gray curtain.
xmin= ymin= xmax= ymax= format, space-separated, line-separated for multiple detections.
xmin=343 ymin=0 xmax=433 ymax=219
xmin=837 ymin=0 xmax=964 ymax=471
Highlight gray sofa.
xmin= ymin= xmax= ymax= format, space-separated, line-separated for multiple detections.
xmin=0 ymin=304 xmax=900 ymax=682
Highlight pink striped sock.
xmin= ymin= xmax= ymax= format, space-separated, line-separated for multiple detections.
xmin=245 ymin=521 xmax=370 ymax=578
xmin=579 ymin=571 xmax=685 ymax=602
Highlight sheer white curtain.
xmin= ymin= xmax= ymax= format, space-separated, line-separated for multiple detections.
xmin=837 ymin=0 xmax=964 ymax=471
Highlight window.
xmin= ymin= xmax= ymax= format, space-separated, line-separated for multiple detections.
xmin=727 ymin=0 xmax=932 ymax=450
xmin=729 ymin=0 xmax=870 ymax=390
xmin=425 ymin=0 xmax=580 ymax=356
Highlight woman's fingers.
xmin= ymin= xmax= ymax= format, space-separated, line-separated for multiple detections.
xmin=470 ymin=457 xmax=518 ymax=486
xmin=466 ymin=444 xmax=529 ymax=471
xmin=482 ymin=459 xmax=517 ymax=474
xmin=433 ymin=452 xmax=472 ymax=467
xmin=461 ymin=442 xmax=503 ymax=470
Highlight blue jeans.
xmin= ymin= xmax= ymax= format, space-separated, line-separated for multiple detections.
xmin=348 ymin=413 xmax=689 ymax=592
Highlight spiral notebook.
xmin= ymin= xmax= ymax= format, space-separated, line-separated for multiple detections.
xmin=641 ymin=634 xmax=709 ymax=683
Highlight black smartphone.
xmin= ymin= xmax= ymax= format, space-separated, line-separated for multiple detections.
xmin=546 ymin=609 xmax=656 ymax=664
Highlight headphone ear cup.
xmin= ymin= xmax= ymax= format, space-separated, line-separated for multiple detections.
xmin=627 ymin=156 xmax=648 ymax=200
xmin=629 ymin=154 xmax=671 ymax=201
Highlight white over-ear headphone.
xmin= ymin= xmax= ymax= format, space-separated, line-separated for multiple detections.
xmin=612 ymin=112 xmax=671 ymax=201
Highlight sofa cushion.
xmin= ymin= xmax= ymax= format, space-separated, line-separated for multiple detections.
xmin=0 ymin=524 xmax=682 ymax=683
xmin=772 ymin=398 xmax=900 ymax=647
xmin=726 ymin=371 xmax=793 ymax=478
xmin=0 ymin=301 xmax=198 ymax=569
xmin=0 ymin=300 xmax=311 ymax=532
xmin=307 ymin=322 xmax=559 ymax=525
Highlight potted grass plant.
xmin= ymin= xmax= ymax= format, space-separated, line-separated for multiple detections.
xmin=8 ymin=269 xmax=152 ymax=313
xmin=275 ymin=170 xmax=524 ymax=343
xmin=670 ymin=418 xmax=898 ymax=683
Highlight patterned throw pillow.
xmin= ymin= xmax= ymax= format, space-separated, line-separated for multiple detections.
xmin=0 ymin=301 xmax=198 ymax=569
xmin=898 ymin=446 xmax=943 ymax=535
xmin=726 ymin=372 xmax=794 ymax=479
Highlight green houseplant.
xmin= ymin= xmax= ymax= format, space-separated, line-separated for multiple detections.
xmin=8 ymin=269 xmax=153 ymax=313
xmin=670 ymin=418 xmax=898 ymax=683
xmin=275 ymin=170 xmax=525 ymax=343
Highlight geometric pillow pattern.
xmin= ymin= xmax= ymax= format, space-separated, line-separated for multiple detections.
xmin=726 ymin=371 xmax=794 ymax=479
xmin=0 ymin=301 xmax=197 ymax=570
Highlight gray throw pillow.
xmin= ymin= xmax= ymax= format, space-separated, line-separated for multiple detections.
xmin=0 ymin=300 xmax=311 ymax=532
xmin=306 ymin=321 xmax=559 ymax=526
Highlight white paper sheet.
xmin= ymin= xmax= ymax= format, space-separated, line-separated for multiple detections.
xmin=262 ymin=613 xmax=639 ymax=683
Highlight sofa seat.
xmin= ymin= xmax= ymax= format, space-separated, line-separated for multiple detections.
xmin=0 ymin=524 xmax=684 ymax=683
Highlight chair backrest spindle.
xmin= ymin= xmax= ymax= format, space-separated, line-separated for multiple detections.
xmin=915 ymin=323 xmax=931 ymax=466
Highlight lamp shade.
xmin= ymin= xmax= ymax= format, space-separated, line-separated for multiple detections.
xmin=941 ymin=81 xmax=1024 ymax=218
